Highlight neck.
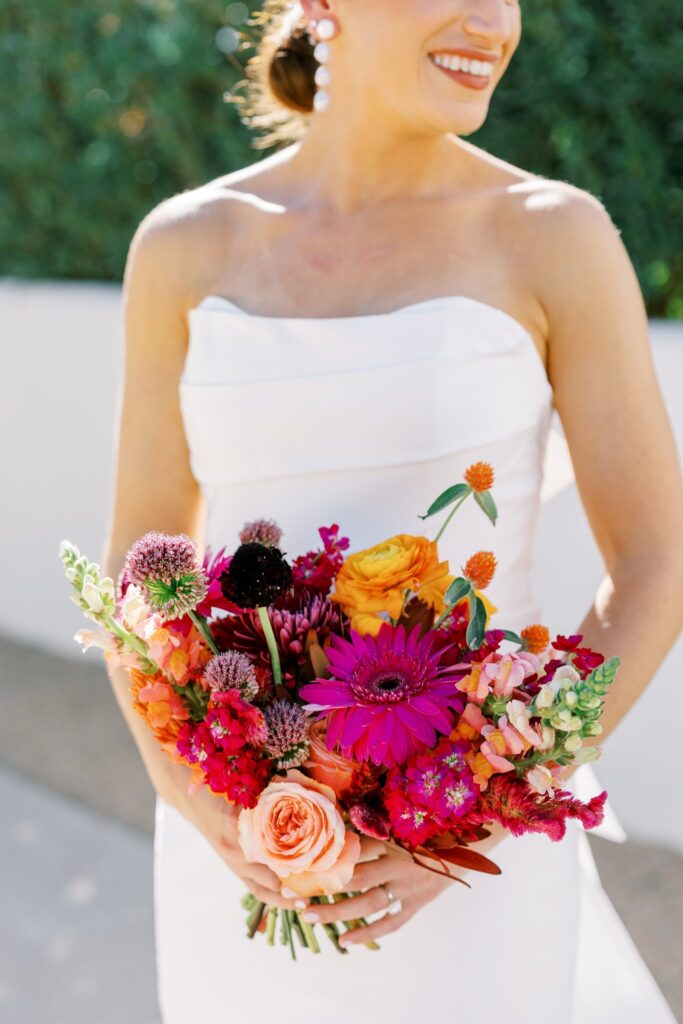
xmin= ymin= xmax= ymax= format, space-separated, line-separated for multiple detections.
xmin=280 ymin=108 xmax=477 ymax=215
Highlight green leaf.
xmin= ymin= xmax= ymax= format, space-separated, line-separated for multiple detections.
xmin=473 ymin=489 xmax=498 ymax=525
xmin=501 ymin=629 xmax=522 ymax=645
xmin=466 ymin=594 xmax=488 ymax=649
xmin=417 ymin=483 xmax=470 ymax=519
xmin=443 ymin=576 xmax=472 ymax=606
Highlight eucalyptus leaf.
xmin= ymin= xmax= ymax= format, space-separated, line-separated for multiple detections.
xmin=466 ymin=594 xmax=488 ymax=649
xmin=443 ymin=576 xmax=472 ymax=606
xmin=501 ymin=629 xmax=522 ymax=645
xmin=473 ymin=489 xmax=498 ymax=525
xmin=417 ymin=482 xmax=470 ymax=520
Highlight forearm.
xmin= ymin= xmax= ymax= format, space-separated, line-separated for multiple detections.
xmin=562 ymin=552 xmax=683 ymax=777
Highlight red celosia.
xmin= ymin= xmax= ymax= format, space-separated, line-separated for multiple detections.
xmin=348 ymin=801 xmax=392 ymax=840
xmin=291 ymin=524 xmax=350 ymax=596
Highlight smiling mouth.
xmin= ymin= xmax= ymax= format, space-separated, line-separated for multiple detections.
xmin=428 ymin=52 xmax=497 ymax=91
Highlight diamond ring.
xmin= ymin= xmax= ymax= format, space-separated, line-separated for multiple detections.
xmin=381 ymin=884 xmax=403 ymax=916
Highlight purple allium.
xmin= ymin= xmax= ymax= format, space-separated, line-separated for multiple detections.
xmin=219 ymin=542 xmax=292 ymax=609
xmin=263 ymin=700 xmax=310 ymax=769
xmin=239 ymin=518 xmax=283 ymax=548
xmin=299 ymin=623 xmax=464 ymax=768
xmin=204 ymin=651 xmax=259 ymax=701
xmin=124 ymin=531 xmax=208 ymax=619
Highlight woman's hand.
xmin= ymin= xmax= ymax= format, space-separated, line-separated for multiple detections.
xmin=171 ymin=773 xmax=301 ymax=911
xmin=293 ymin=837 xmax=454 ymax=946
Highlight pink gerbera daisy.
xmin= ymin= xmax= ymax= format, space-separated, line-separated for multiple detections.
xmin=299 ymin=623 xmax=463 ymax=768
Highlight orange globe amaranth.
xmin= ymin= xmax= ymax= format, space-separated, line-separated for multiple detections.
xmin=521 ymin=623 xmax=551 ymax=654
xmin=463 ymin=550 xmax=497 ymax=590
xmin=331 ymin=533 xmax=454 ymax=633
xmin=463 ymin=460 xmax=495 ymax=492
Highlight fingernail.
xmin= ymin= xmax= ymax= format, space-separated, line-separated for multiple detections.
xmin=302 ymin=911 xmax=319 ymax=923
xmin=281 ymin=887 xmax=296 ymax=897
xmin=338 ymin=934 xmax=348 ymax=945
xmin=294 ymin=899 xmax=306 ymax=909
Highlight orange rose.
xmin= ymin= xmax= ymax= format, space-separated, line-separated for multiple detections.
xmin=304 ymin=721 xmax=360 ymax=799
xmin=331 ymin=534 xmax=454 ymax=634
xmin=237 ymin=769 xmax=361 ymax=898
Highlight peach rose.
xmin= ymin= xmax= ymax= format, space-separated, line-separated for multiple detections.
xmin=237 ymin=769 xmax=361 ymax=898
xmin=331 ymin=533 xmax=454 ymax=634
xmin=303 ymin=721 xmax=359 ymax=799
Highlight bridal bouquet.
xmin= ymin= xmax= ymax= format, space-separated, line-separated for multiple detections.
xmin=60 ymin=461 xmax=618 ymax=958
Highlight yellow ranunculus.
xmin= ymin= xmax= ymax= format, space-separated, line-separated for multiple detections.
xmin=331 ymin=534 xmax=454 ymax=629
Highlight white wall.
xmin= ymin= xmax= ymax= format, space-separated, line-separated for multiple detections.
xmin=1 ymin=278 xmax=681 ymax=849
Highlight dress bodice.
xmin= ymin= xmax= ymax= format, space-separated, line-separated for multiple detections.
xmin=179 ymin=293 xmax=554 ymax=633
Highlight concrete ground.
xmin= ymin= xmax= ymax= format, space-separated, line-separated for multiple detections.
xmin=1 ymin=633 xmax=681 ymax=1022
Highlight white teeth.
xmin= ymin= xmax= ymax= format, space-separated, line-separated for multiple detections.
xmin=432 ymin=53 xmax=494 ymax=77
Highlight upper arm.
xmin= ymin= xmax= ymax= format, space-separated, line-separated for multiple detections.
xmin=101 ymin=197 xmax=205 ymax=577
xmin=533 ymin=185 xmax=683 ymax=571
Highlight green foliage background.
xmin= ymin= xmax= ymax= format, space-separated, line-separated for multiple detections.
xmin=1 ymin=0 xmax=681 ymax=315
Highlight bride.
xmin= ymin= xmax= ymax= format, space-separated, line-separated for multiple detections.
xmin=101 ymin=1 xmax=682 ymax=1020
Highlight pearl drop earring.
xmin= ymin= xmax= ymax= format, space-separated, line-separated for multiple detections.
xmin=309 ymin=16 xmax=337 ymax=112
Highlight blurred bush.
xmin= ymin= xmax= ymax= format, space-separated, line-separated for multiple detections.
xmin=1 ymin=0 xmax=681 ymax=315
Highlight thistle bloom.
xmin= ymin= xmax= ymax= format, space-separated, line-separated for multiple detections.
xmin=204 ymin=651 xmax=259 ymax=701
xmin=299 ymin=623 xmax=464 ymax=768
xmin=263 ymin=700 xmax=310 ymax=769
xmin=239 ymin=518 xmax=283 ymax=548
xmin=124 ymin=531 xmax=208 ymax=619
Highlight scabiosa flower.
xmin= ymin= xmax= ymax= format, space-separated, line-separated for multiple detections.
xmin=124 ymin=531 xmax=208 ymax=619
xmin=219 ymin=542 xmax=292 ymax=609
xmin=291 ymin=524 xmax=350 ymax=596
xmin=299 ymin=622 xmax=464 ymax=768
xmin=204 ymin=651 xmax=259 ymax=701
xmin=239 ymin=518 xmax=283 ymax=548
xmin=263 ymin=700 xmax=310 ymax=769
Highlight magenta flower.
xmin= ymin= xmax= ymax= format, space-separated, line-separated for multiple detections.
xmin=299 ymin=623 xmax=463 ymax=768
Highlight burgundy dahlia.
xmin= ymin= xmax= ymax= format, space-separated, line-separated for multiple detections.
xmin=299 ymin=622 xmax=464 ymax=768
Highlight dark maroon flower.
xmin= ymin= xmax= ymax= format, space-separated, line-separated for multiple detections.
xmin=219 ymin=542 xmax=291 ymax=609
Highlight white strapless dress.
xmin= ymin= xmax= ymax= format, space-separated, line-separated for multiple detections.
xmin=154 ymin=294 xmax=675 ymax=1023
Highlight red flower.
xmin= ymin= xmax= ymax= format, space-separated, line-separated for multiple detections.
xmin=291 ymin=524 xmax=350 ymax=597
xmin=552 ymin=634 xmax=604 ymax=674
xmin=466 ymin=775 xmax=607 ymax=842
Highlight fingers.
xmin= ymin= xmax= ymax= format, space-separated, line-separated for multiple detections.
xmin=245 ymin=879 xmax=301 ymax=911
xmin=300 ymin=885 xmax=397 ymax=925
xmin=338 ymin=902 xmax=413 ymax=946
xmin=356 ymin=836 xmax=389 ymax=862
xmin=345 ymin=856 xmax=400 ymax=892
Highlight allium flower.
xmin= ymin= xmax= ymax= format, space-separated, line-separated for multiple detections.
xmin=219 ymin=542 xmax=292 ymax=609
xmin=463 ymin=461 xmax=494 ymax=492
xmin=291 ymin=524 xmax=350 ymax=596
xmin=124 ymin=531 xmax=208 ymax=619
xmin=263 ymin=700 xmax=310 ymax=769
xmin=299 ymin=622 xmax=464 ymax=768
xmin=239 ymin=518 xmax=283 ymax=547
xmin=204 ymin=651 xmax=259 ymax=701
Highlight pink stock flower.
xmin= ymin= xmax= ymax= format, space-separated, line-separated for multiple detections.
xmin=299 ymin=622 xmax=464 ymax=768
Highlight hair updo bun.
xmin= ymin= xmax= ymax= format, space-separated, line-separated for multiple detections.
xmin=230 ymin=1 xmax=319 ymax=148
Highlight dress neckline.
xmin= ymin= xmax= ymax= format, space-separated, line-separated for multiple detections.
xmin=188 ymin=292 xmax=551 ymax=389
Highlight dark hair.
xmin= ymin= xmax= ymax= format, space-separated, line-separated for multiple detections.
xmin=228 ymin=1 xmax=319 ymax=149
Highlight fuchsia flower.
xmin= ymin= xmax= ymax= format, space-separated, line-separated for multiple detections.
xmin=552 ymin=634 xmax=604 ymax=674
xmin=196 ymin=545 xmax=240 ymax=617
xmin=300 ymin=623 xmax=464 ymax=768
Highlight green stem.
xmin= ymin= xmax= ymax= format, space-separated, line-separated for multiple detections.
xmin=265 ymin=905 xmax=278 ymax=945
xmin=257 ymin=605 xmax=283 ymax=688
xmin=434 ymin=492 xmax=470 ymax=544
xmin=188 ymin=610 xmax=219 ymax=656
